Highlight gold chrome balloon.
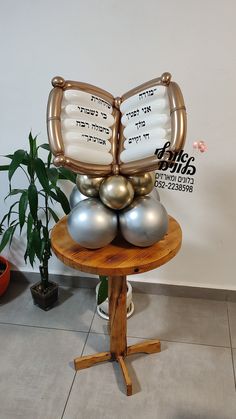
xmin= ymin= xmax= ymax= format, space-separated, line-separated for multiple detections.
xmin=128 ymin=172 xmax=155 ymax=196
xmin=76 ymin=174 xmax=104 ymax=197
xmin=99 ymin=175 xmax=134 ymax=210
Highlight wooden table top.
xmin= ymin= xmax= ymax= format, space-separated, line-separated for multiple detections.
xmin=51 ymin=216 xmax=182 ymax=277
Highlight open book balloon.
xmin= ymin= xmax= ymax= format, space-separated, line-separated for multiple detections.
xmin=47 ymin=72 xmax=187 ymax=248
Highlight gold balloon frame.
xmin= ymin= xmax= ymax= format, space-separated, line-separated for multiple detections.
xmin=47 ymin=72 xmax=187 ymax=177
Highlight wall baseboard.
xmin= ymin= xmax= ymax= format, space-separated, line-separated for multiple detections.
xmin=12 ymin=270 xmax=99 ymax=290
xmin=11 ymin=270 xmax=236 ymax=302
xmin=130 ymin=282 xmax=236 ymax=302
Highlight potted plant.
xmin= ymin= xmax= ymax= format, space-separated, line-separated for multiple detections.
xmin=0 ymin=132 xmax=76 ymax=309
xmin=0 ymin=224 xmax=11 ymax=296
xmin=0 ymin=255 xmax=10 ymax=297
xmin=96 ymin=276 xmax=134 ymax=320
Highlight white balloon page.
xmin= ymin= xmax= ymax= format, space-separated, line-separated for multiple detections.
xmin=61 ymin=90 xmax=114 ymax=165
xmin=120 ymin=85 xmax=171 ymax=163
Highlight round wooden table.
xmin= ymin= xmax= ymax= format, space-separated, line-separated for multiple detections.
xmin=51 ymin=215 xmax=182 ymax=396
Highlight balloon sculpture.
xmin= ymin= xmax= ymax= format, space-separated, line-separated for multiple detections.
xmin=47 ymin=72 xmax=187 ymax=249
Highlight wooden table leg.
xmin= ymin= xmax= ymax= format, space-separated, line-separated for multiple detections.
xmin=108 ymin=276 xmax=127 ymax=358
xmin=74 ymin=351 xmax=111 ymax=370
xmin=127 ymin=340 xmax=161 ymax=355
xmin=73 ymin=274 xmax=161 ymax=396
xmin=73 ymin=276 xmax=128 ymax=374
xmin=108 ymin=275 xmax=133 ymax=395
xmin=117 ymin=356 xmax=132 ymax=396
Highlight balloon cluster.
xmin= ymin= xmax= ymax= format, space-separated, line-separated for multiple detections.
xmin=67 ymin=172 xmax=168 ymax=249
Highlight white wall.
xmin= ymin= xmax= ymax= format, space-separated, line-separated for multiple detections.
xmin=0 ymin=0 xmax=235 ymax=289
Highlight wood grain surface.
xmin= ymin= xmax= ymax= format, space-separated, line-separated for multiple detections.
xmin=109 ymin=276 xmax=127 ymax=357
xmin=51 ymin=215 xmax=182 ymax=276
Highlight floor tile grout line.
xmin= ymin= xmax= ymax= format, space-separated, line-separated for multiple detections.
xmin=0 ymin=320 xmax=231 ymax=350
xmin=226 ymin=302 xmax=236 ymax=390
xmin=60 ymin=308 xmax=97 ymax=419
xmin=81 ymin=308 xmax=97 ymax=356
xmin=60 ymin=371 xmax=77 ymax=419
xmin=128 ymin=336 xmax=231 ymax=350
xmin=88 ymin=330 xmax=231 ymax=349
xmin=0 ymin=320 xmax=93 ymax=335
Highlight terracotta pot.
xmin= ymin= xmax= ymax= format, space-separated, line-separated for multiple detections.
xmin=0 ymin=256 xmax=10 ymax=296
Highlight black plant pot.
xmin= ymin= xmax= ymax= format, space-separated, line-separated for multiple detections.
xmin=30 ymin=281 xmax=59 ymax=311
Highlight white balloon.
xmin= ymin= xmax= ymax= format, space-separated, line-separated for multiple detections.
xmin=120 ymin=141 xmax=166 ymax=163
xmin=121 ymin=98 xmax=169 ymax=126
xmin=62 ymin=119 xmax=112 ymax=140
xmin=63 ymin=90 xmax=113 ymax=113
xmin=123 ymin=114 xmax=171 ymax=138
xmin=63 ymin=104 xmax=115 ymax=127
xmin=62 ymin=131 xmax=111 ymax=151
xmin=124 ymin=131 xmax=170 ymax=149
xmin=120 ymin=85 xmax=167 ymax=114
xmin=64 ymin=144 xmax=113 ymax=164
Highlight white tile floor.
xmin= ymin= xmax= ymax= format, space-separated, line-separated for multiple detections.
xmin=0 ymin=281 xmax=236 ymax=419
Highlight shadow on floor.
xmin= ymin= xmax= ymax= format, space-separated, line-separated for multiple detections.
xmin=0 ymin=279 xmax=29 ymax=305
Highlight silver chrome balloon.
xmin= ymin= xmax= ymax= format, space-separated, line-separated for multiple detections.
xmin=128 ymin=172 xmax=155 ymax=196
xmin=69 ymin=185 xmax=87 ymax=209
xmin=119 ymin=196 xmax=168 ymax=247
xmin=67 ymin=198 xmax=118 ymax=249
xmin=76 ymin=174 xmax=104 ymax=197
xmin=99 ymin=175 xmax=134 ymax=210
xmin=149 ymin=187 xmax=160 ymax=201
